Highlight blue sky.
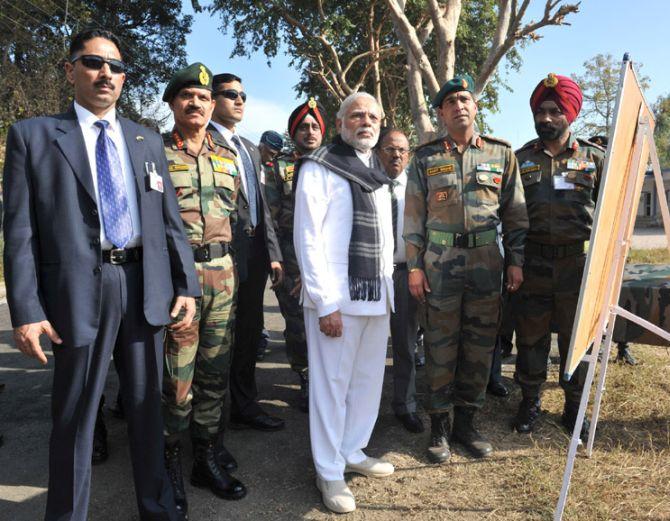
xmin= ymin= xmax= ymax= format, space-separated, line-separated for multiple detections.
xmin=180 ymin=0 xmax=669 ymax=148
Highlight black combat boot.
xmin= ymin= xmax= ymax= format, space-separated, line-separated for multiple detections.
xmin=164 ymin=440 xmax=188 ymax=521
xmin=426 ymin=413 xmax=451 ymax=463
xmin=561 ymin=402 xmax=590 ymax=442
xmin=298 ymin=371 xmax=309 ymax=413
xmin=452 ymin=407 xmax=493 ymax=459
xmin=616 ymin=342 xmax=637 ymax=366
xmin=513 ymin=397 xmax=542 ymax=434
xmin=191 ymin=439 xmax=247 ymax=500
xmin=215 ymin=433 xmax=238 ymax=472
xmin=92 ymin=395 xmax=108 ymax=465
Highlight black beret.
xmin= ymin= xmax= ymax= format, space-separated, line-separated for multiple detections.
xmin=432 ymin=73 xmax=475 ymax=108
xmin=260 ymin=130 xmax=284 ymax=151
xmin=163 ymin=62 xmax=213 ymax=102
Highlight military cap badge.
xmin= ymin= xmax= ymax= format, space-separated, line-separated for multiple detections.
xmin=308 ymin=97 xmax=317 ymax=109
xmin=199 ymin=65 xmax=209 ymax=86
xmin=544 ymin=73 xmax=559 ymax=88
xmin=462 ymin=78 xmax=468 ymax=89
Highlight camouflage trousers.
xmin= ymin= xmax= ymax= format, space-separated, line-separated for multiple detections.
xmin=163 ymin=254 xmax=236 ymax=442
xmin=514 ymin=251 xmax=587 ymax=403
xmin=274 ymin=243 xmax=308 ymax=374
xmin=421 ymin=241 xmax=503 ymax=412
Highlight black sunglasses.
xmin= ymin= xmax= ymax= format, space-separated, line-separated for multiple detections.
xmin=71 ymin=54 xmax=126 ymax=74
xmin=214 ymin=89 xmax=247 ymax=102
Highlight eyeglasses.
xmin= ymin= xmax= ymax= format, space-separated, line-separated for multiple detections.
xmin=214 ymin=89 xmax=247 ymax=102
xmin=71 ymin=54 xmax=125 ymax=74
xmin=381 ymin=146 xmax=409 ymax=155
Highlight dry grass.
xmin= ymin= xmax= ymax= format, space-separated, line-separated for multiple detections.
xmin=330 ymin=344 xmax=670 ymax=521
xmin=627 ymin=248 xmax=670 ymax=264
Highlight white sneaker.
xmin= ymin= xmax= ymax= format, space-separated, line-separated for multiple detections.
xmin=344 ymin=457 xmax=394 ymax=478
xmin=315 ymin=477 xmax=356 ymax=514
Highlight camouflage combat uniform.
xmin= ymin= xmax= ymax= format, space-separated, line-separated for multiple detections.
xmin=163 ymin=129 xmax=240 ymax=442
xmin=263 ymin=153 xmax=308 ymax=374
xmin=514 ymin=134 xmax=604 ymax=402
xmin=404 ymin=133 xmax=528 ymax=412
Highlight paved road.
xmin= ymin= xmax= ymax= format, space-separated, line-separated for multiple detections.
xmin=631 ymin=226 xmax=668 ymax=249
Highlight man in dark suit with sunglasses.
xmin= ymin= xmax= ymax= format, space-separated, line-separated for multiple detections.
xmin=208 ymin=74 xmax=285 ymax=432
xmin=2 ymin=29 xmax=199 ymax=521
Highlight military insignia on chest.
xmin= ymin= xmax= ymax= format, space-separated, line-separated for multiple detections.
xmin=520 ymin=160 xmax=541 ymax=174
xmin=476 ymin=162 xmax=503 ymax=173
xmin=426 ymin=163 xmax=456 ymax=176
xmin=566 ymin=159 xmax=596 ymax=172
xmin=435 ymin=190 xmax=450 ymax=202
xmin=210 ymin=154 xmax=237 ymax=174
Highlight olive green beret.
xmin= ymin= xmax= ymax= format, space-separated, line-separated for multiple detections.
xmin=432 ymin=74 xmax=475 ymax=108
xmin=162 ymin=62 xmax=213 ymax=102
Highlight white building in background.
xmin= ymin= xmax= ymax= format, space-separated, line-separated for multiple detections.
xmin=636 ymin=169 xmax=670 ymax=227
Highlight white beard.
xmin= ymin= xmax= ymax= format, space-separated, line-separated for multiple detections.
xmin=341 ymin=125 xmax=379 ymax=152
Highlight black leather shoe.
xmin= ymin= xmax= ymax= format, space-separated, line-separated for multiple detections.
xmin=191 ymin=440 xmax=247 ymax=500
xmin=513 ymin=397 xmax=541 ymax=434
xmin=414 ymin=354 xmax=426 ymax=368
xmin=108 ymin=391 xmax=125 ymax=419
xmin=396 ymin=412 xmax=425 ymax=433
xmin=616 ymin=343 xmax=637 ymax=366
xmin=487 ymin=381 xmax=509 ymax=397
xmin=452 ymin=407 xmax=492 ymax=459
xmin=229 ymin=413 xmax=285 ymax=431
xmin=426 ymin=413 xmax=451 ymax=463
xmin=298 ymin=372 xmax=309 ymax=413
xmin=256 ymin=330 xmax=270 ymax=361
xmin=215 ymin=437 xmax=238 ymax=472
xmin=165 ymin=440 xmax=189 ymax=520
xmin=92 ymin=396 xmax=108 ymax=465
xmin=561 ymin=402 xmax=590 ymax=442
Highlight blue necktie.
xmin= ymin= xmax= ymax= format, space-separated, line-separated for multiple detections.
xmin=94 ymin=120 xmax=133 ymax=248
xmin=231 ymin=134 xmax=259 ymax=228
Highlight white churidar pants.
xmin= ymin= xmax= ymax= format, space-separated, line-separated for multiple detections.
xmin=305 ymin=307 xmax=390 ymax=481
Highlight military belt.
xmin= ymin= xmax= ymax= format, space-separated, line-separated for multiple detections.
xmin=427 ymin=228 xmax=498 ymax=249
xmin=102 ymin=247 xmax=142 ymax=265
xmin=525 ymin=240 xmax=584 ymax=259
xmin=192 ymin=242 xmax=231 ymax=263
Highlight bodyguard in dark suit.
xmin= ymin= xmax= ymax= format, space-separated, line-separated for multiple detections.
xmin=208 ymin=73 xmax=285 ymax=431
xmin=2 ymin=30 xmax=200 ymax=521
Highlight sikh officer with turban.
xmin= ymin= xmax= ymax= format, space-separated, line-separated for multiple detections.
xmin=263 ymin=98 xmax=327 ymax=412
xmin=512 ymin=73 xmax=605 ymax=441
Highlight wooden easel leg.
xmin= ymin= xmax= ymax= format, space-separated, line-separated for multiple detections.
xmin=554 ymin=337 xmax=600 ymax=521
xmin=586 ymin=311 xmax=617 ymax=456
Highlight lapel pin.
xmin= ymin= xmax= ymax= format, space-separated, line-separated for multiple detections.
xmin=136 ymin=135 xmax=144 ymax=141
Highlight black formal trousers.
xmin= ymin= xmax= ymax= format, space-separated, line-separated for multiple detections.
xmin=390 ymin=265 xmax=419 ymax=415
xmin=229 ymin=231 xmax=269 ymax=418
xmin=46 ymin=262 xmax=176 ymax=521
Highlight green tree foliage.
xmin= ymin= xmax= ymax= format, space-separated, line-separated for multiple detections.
xmin=0 ymin=0 xmax=192 ymax=136
xmin=208 ymin=0 xmax=520 ymax=140
xmin=653 ymin=94 xmax=670 ymax=168
xmin=571 ymin=53 xmax=650 ymax=137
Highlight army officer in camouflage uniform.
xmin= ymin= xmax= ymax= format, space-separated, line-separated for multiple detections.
xmin=161 ymin=63 xmax=247 ymax=520
xmin=513 ymin=74 xmax=605 ymax=441
xmin=404 ymin=75 xmax=528 ymax=463
xmin=263 ymin=98 xmax=327 ymax=412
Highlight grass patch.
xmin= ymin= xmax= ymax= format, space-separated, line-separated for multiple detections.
xmin=627 ymin=248 xmax=670 ymax=264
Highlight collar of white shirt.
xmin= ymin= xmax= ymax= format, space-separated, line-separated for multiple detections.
xmin=74 ymin=101 xmax=119 ymax=132
xmin=209 ymin=120 xmax=235 ymax=143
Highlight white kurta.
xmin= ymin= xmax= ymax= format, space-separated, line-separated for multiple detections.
xmin=294 ymin=153 xmax=394 ymax=481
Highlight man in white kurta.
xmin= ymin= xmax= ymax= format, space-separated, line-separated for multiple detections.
xmin=294 ymin=92 xmax=395 ymax=514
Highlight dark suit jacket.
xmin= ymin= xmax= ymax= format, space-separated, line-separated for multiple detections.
xmin=2 ymin=107 xmax=200 ymax=347
xmin=207 ymin=125 xmax=282 ymax=281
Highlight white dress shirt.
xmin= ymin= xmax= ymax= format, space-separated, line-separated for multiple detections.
xmin=391 ymin=170 xmax=408 ymax=264
xmin=209 ymin=120 xmax=250 ymax=195
xmin=74 ymin=102 xmax=141 ymax=249
xmin=294 ymin=151 xmax=394 ymax=318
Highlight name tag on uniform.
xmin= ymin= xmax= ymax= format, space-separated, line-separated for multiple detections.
xmin=553 ymin=173 xmax=574 ymax=190
xmin=145 ymin=161 xmax=164 ymax=193
xmin=426 ymin=163 xmax=455 ymax=176
xmin=520 ymin=160 xmax=541 ymax=174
